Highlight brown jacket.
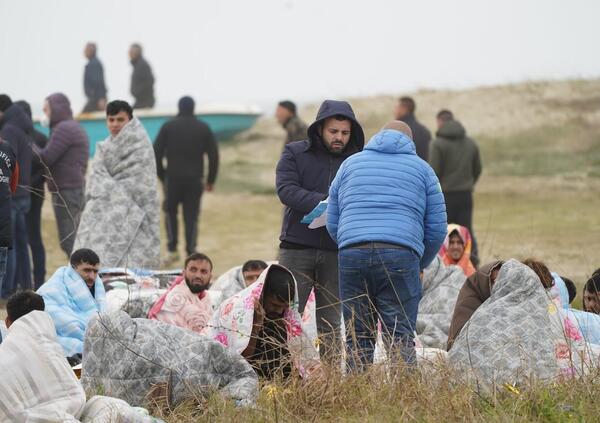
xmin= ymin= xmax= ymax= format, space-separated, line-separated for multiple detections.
xmin=447 ymin=261 xmax=503 ymax=350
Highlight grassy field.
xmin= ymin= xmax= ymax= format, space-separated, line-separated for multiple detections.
xmin=23 ymin=79 xmax=600 ymax=420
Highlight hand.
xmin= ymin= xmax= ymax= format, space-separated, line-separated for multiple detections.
xmin=205 ymin=183 xmax=214 ymax=193
xmin=253 ymin=297 xmax=265 ymax=329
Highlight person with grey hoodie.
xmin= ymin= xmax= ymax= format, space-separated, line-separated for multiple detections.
xmin=429 ymin=110 xmax=481 ymax=265
xmin=35 ymin=93 xmax=89 ymax=257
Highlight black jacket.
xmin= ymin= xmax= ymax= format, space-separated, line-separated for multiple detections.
xmin=154 ymin=115 xmax=219 ymax=185
xmin=403 ymin=114 xmax=431 ymax=161
xmin=276 ymin=100 xmax=364 ymax=250
xmin=130 ymin=57 xmax=155 ymax=109
xmin=84 ymin=56 xmax=107 ymax=103
xmin=0 ymin=104 xmax=33 ymax=198
xmin=0 ymin=139 xmax=18 ymax=248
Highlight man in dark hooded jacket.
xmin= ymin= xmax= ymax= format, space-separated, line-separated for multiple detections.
xmin=0 ymin=95 xmax=33 ymax=297
xmin=154 ymin=96 xmax=219 ymax=262
xmin=35 ymin=93 xmax=89 ymax=258
xmin=429 ymin=112 xmax=482 ymax=266
xmin=0 ymin=136 xmax=18 ymax=297
xmin=394 ymin=96 xmax=431 ymax=161
xmin=14 ymin=101 xmax=48 ymax=288
xmin=276 ymin=99 xmax=364 ymax=362
xmin=129 ymin=44 xmax=155 ymax=109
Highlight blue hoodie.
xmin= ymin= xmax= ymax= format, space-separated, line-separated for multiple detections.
xmin=327 ymin=129 xmax=447 ymax=269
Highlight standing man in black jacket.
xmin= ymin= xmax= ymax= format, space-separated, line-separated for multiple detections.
xmin=82 ymin=43 xmax=107 ymax=113
xmin=129 ymin=43 xmax=155 ymax=109
xmin=0 ymin=136 xmax=18 ymax=295
xmin=154 ymin=96 xmax=219 ymax=265
xmin=14 ymin=101 xmax=48 ymax=288
xmin=394 ymin=96 xmax=432 ymax=161
xmin=276 ymin=99 xmax=364 ymax=362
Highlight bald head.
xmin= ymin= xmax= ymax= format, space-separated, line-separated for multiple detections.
xmin=382 ymin=120 xmax=413 ymax=139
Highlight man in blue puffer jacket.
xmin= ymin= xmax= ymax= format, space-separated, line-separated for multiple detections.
xmin=327 ymin=120 xmax=447 ymax=369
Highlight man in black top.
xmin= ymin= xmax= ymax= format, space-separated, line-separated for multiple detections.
xmin=82 ymin=43 xmax=107 ymax=113
xmin=129 ymin=43 xmax=155 ymax=109
xmin=394 ymin=96 xmax=432 ymax=161
xmin=154 ymin=96 xmax=219 ymax=263
xmin=0 ymin=135 xmax=18 ymax=294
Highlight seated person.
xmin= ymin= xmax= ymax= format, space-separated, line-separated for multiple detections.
xmin=148 ymin=253 xmax=213 ymax=333
xmin=562 ymin=276 xmax=577 ymax=305
xmin=447 ymin=258 xmax=554 ymax=350
xmin=5 ymin=290 xmax=45 ymax=329
xmin=583 ymin=270 xmax=600 ymax=314
xmin=37 ymin=248 xmax=106 ymax=358
xmin=209 ymin=264 xmax=320 ymax=380
xmin=439 ymin=224 xmax=476 ymax=277
xmin=210 ymin=260 xmax=268 ymax=307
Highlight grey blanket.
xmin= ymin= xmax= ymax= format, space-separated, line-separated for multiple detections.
xmin=74 ymin=118 xmax=160 ymax=269
xmin=82 ymin=311 xmax=258 ymax=407
xmin=417 ymin=257 xmax=466 ymax=349
xmin=448 ymin=259 xmax=558 ymax=391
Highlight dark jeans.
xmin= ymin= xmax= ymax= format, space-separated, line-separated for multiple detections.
xmin=278 ymin=247 xmax=341 ymax=362
xmin=164 ymin=180 xmax=203 ymax=256
xmin=339 ymin=246 xmax=422 ymax=370
xmin=52 ymin=188 xmax=84 ymax=258
xmin=444 ymin=190 xmax=479 ymax=266
xmin=27 ymin=191 xmax=46 ymax=288
xmin=2 ymin=196 xmax=31 ymax=298
xmin=0 ymin=247 xmax=7 ymax=296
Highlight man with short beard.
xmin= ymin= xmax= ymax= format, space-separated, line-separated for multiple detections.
xmin=148 ymin=253 xmax=213 ymax=333
xmin=276 ymin=99 xmax=364 ymax=362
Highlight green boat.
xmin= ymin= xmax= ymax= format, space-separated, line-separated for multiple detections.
xmin=34 ymin=104 xmax=262 ymax=157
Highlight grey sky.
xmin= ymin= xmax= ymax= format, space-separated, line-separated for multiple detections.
xmin=1 ymin=0 xmax=599 ymax=114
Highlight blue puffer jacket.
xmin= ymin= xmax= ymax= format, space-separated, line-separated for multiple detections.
xmin=327 ymin=129 xmax=447 ymax=269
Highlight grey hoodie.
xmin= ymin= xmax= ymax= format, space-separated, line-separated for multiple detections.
xmin=429 ymin=120 xmax=482 ymax=193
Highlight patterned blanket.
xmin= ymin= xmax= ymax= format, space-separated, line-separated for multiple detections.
xmin=82 ymin=311 xmax=258 ymax=407
xmin=74 ymin=118 xmax=160 ymax=269
xmin=416 ymin=256 xmax=466 ymax=349
xmin=208 ymin=264 xmax=320 ymax=377
xmin=37 ymin=266 xmax=106 ymax=356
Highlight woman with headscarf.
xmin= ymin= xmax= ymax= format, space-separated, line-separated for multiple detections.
xmin=439 ymin=224 xmax=476 ymax=277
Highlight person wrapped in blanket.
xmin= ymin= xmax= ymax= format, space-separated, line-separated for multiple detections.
xmin=438 ymin=224 xmax=476 ymax=277
xmin=209 ymin=264 xmax=320 ymax=380
xmin=37 ymin=248 xmax=105 ymax=364
xmin=583 ymin=270 xmax=600 ymax=315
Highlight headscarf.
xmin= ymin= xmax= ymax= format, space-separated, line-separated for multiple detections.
xmin=439 ymin=224 xmax=476 ymax=277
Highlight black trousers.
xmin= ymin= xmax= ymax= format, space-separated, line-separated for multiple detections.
xmin=26 ymin=190 xmax=46 ymax=288
xmin=444 ymin=191 xmax=479 ymax=266
xmin=164 ymin=179 xmax=203 ymax=255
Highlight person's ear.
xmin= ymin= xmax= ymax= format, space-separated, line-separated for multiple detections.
xmin=5 ymin=318 xmax=12 ymax=329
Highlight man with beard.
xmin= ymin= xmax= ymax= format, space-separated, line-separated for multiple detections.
xmin=276 ymin=99 xmax=364 ymax=363
xmin=148 ymin=253 xmax=213 ymax=334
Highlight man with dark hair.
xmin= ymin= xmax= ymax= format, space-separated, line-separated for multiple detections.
xmin=277 ymin=99 xmax=365 ymax=362
xmin=37 ymin=248 xmax=105 ymax=357
xmin=5 ymin=290 xmax=45 ymax=329
xmin=275 ymin=100 xmax=308 ymax=146
xmin=73 ymin=99 xmax=160 ymax=269
xmin=210 ymin=259 xmax=269 ymax=306
xmin=129 ymin=43 xmax=155 ymax=109
xmin=14 ymin=101 xmax=48 ymax=289
xmin=583 ymin=271 xmax=600 ymax=314
xmin=154 ymin=96 xmax=219 ymax=264
xmin=393 ymin=96 xmax=432 ymax=161
xmin=82 ymin=42 xmax=107 ymax=113
xmin=148 ymin=253 xmax=214 ymax=333
xmin=0 ymin=135 xmax=18 ymax=294
xmin=561 ymin=276 xmax=577 ymax=305
xmin=429 ymin=113 xmax=481 ymax=266
xmin=0 ymin=94 xmax=34 ymax=298
xmin=35 ymin=93 xmax=89 ymax=258
xmin=436 ymin=109 xmax=454 ymax=129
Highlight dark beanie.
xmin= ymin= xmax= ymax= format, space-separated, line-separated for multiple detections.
xmin=0 ymin=95 xmax=13 ymax=112
xmin=178 ymin=96 xmax=195 ymax=116
xmin=265 ymin=266 xmax=295 ymax=302
xmin=278 ymin=100 xmax=297 ymax=115
xmin=14 ymin=100 xmax=32 ymax=119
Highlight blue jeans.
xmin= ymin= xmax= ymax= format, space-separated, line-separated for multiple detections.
xmin=339 ymin=246 xmax=422 ymax=370
xmin=0 ymin=247 xmax=7 ymax=295
xmin=2 ymin=196 xmax=31 ymax=298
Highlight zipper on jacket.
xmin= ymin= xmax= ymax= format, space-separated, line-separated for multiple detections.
xmin=319 ymin=157 xmax=335 ymax=249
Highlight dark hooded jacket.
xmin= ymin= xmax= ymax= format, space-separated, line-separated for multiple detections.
xmin=0 ymin=104 xmax=33 ymax=198
xmin=154 ymin=98 xmax=219 ymax=184
xmin=429 ymin=120 xmax=482 ymax=193
xmin=37 ymin=93 xmax=89 ymax=192
xmin=447 ymin=260 xmax=503 ymax=350
xmin=130 ymin=56 xmax=155 ymax=109
xmin=402 ymin=113 xmax=431 ymax=161
xmin=0 ymin=139 xmax=18 ymax=248
xmin=14 ymin=101 xmax=48 ymax=194
xmin=276 ymin=100 xmax=365 ymax=251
